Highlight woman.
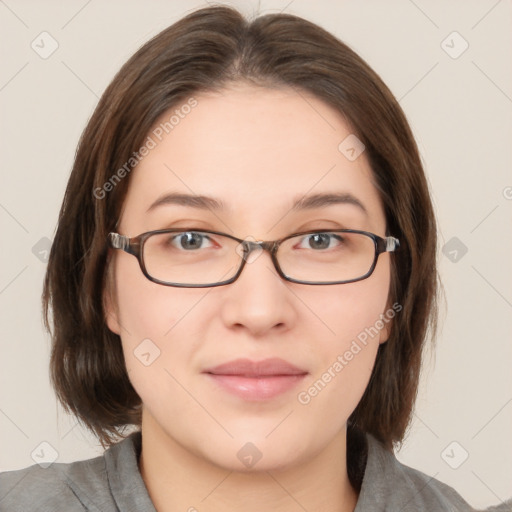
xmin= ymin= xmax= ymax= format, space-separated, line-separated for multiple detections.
xmin=0 ymin=5 xmax=508 ymax=512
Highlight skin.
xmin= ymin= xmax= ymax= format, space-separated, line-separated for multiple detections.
xmin=105 ymin=83 xmax=393 ymax=512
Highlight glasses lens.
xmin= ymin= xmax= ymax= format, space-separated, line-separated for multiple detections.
xmin=143 ymin=231 xmax=241 ymax=285
xmin=277 ymin=231 xmax=376 ymax=283
xmin=141 ymin=230 xmax=377 ymax=286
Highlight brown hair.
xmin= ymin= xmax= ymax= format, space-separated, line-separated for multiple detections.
xmin=43 ymin=5 xmax=439 ymax=454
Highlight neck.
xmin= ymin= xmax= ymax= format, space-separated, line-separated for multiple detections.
xmin=138 ymin=412 xmax=359 ymax=512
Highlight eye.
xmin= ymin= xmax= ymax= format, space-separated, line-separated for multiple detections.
xmin=296 ymin=232 xmax=344 ymax=250
xmin=170 ymin=231 xmax=216 ymax=251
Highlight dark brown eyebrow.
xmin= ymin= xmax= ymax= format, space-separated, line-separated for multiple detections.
xmin=290 ymin=192 xmax=368 ymax=216
xmin=146 ymin=191 xmax=367 ymax=216
xmin=146 ymin=193 xmax=224 ymax=213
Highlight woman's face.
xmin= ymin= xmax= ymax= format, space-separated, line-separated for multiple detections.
xmin=106 ymin=83 xmax=393 ymax=471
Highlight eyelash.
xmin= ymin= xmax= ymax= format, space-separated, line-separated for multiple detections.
xmin=166 ymin=230 xmax=345 ymax=251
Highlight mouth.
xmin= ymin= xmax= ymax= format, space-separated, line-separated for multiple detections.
xmin=202 ymin=358 xmax=308 ymax=401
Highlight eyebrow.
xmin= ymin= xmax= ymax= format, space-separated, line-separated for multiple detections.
xmin=291 ymin=192 xmax=368 ymax=216
xmin=146 ymin=193 xmax=222 ymax=213
xmin=146 ymin=191 xmax=368 ymax=216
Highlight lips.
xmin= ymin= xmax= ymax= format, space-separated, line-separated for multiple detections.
xmin=203 ymin=358 xmax=308 ymax=377
xmin=202 ymin=358 xmax=308 ymax=401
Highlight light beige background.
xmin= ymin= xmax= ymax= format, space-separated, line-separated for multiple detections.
xmin=1 ymin=0 xmax=511 ymax=509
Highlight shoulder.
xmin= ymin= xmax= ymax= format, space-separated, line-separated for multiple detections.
xmin=391 ymin=458 xmax=512 ymax=512
xmin=389 ymin=457 xmax=476 ymax=511
xmin=0 ymin=432 xmax=153 ymax=512
xmin=0 ymin=448 xmax=114 ymax=512
xmin=357 ymin=433 xmax=506 ymax=511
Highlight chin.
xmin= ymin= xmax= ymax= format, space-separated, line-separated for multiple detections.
xmin=197 ymin=433 xmax=310 ymax=474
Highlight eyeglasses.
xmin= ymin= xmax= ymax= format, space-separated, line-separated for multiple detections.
xmin=107 ymin=228 xmax=400 ymax=287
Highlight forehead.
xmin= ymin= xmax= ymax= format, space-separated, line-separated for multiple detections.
xmin=118 ymin=84 xmax=386 ymax=234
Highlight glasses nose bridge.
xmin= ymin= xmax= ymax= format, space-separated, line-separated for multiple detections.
xmin=239 ymin=239 xmax=281 ymax=276
xmin=228 ymin=238 xmax=282 ymax=285
xmin=242 ymin=239 xmax=278 ymax=258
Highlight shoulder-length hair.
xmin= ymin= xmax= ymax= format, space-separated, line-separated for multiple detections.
xmin=43 ymin=5 xmax=439 ymax=452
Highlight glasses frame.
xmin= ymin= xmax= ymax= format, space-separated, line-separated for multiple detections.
xmin=108 ymin=228 xmax=400 ymax=287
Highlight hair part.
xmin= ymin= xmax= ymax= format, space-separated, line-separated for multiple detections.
xmin=43 ymin=5 xmax=439 ymax=457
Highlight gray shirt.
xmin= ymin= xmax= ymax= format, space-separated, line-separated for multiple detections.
xmin=0 ymin=431 xmax=509 ymax=511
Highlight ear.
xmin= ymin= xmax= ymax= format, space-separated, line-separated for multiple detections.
xmin=103 ymin=255 xmax=122 ymax=336
xmin=378 ymin=318 xmax=391 ymax=344
xmin=378 ymin=302 xmax=395 ymax=345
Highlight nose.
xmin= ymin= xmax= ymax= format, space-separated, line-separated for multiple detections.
xmin=218 ymin=244 xmax=297 ymax=337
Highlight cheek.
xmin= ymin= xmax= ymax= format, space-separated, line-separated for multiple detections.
xmin=293 ymin=314 xmax=382 ymax=445
xmin=295 ymin=265 xmax=392 ymax=413
xmin=297 ymin=258 xmax=391 ymax=350
xmin=112 ymin=256 xmax=225 ymax=413
xmin=113 ymin=252 xmax=210 ymax=342
xmin=116 ymin=284 xmax=199 ymax=425
xmin=294 ymin=340 xmax=378 ymax=452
